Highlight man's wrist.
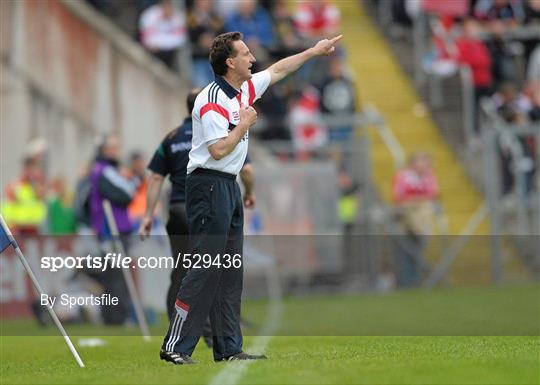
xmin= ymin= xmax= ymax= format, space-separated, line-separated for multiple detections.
xmin=236 ymin=122 xmax=250 ymax=138
xmin=305 ymin=47 xmax=317 ymax=59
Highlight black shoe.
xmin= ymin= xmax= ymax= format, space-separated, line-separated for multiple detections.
xmin=216 ymin=352 xmax=267 ymax=362
xmin=160 ymin=350 xmax=195 ymax=365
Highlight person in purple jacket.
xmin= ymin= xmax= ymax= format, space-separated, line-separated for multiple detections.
xmin=88 ymin=134 xmax=140 ymax=324
xmin=90 ymin=135 xmax=140 ymax=239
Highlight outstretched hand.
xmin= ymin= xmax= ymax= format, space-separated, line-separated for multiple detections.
xmin=311 ymin=35 xmax=343 ymax=56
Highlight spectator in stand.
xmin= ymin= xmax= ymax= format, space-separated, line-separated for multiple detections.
xmin=337 ymin=166 xmax=359 ymax=275
xmin=424 ymin=16 xmax=460 ymax=78
xmin=1 ymin=156 xmax=47 ymax=235
xmin=524 ymin=0 xmax=540 ymax=23
xmin=474 ymin=0 xmax=525 ymax=26
xmin=318 ymin=56 xmax=357 ymax=142
xmin=47 ymin=177 xmax=77 ymax=235
xmin=529 ymin=85 xmax=540 ymax=121
xmin=213 ymin=0 xmax=242 ymax=20
xmin=528 ymin=44 xmax=540 ymax=83
xmin=516 ymin=81 xmax=538 ymax=117
xmin=294 ymin=0 xmax=342 ymax=84
xmin=225 ymin=0 xmax=275 ymax=61
xmin=26 ymin=137 xmax=49 ymax=178
xmin=139 ymin=0 xmax=187 ymax=69
xmin=392 ymin=152 xmax=440 ymax=288
xmin=493 ymin=82 xmax=526 ymax=122
xmin=127 ymin=151 xmax=148 ymax=231
xmin=491 ymin=83 xmax=535 ymax=194
xmin=271 ymin=0 xmax=303 ymax=57
xmin=88 ymin=134 xmax=140 ymax=324
xmin=73 ymin=163 xmax=92 ymax=230
xmin=492 ymin=82 xmax=537 ymax=195
xmin=294 ymin=0 xmax=340 ymax=41
xmin=187 ymin=0 xmax=224 ymax=87
xmin=289 ymin=87 xmax=328 ymax=156
xmin=256 ymin=79 xmax=291 ymax=140
xmin=485 ymin=20 xmax=520 ymax=85
xmin=451 ymin=18 xmax=493 ymax=131
xmin=523 ymin=1 xmax=540 ymax=64
xmin=128 ymin=151 xmax=156 ymax=230
xmin=90 ymin=135 xmax=141 ymax=240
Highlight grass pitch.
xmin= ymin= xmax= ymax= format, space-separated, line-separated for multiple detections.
xmin=1 ymin=285 xmax=538 ymax=385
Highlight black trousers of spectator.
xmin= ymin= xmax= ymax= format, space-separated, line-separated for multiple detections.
xmin=165 ymin=203 xmax=189 ymax=321
xmin=84 ymin=234 xmax=131 ymax=325
xmin=162 ymin=168 xmax=244 ymax=360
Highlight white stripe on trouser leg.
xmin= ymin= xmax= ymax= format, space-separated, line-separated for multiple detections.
xmin=166 ymin=311 xmax=183 ymax=352
xmin=169 ymin=306 xmax=188 ymax=351
xmin=165 ymin=313 xmax=180 ymax=352
xmin=166 ymin=305 xmax=189 ymax=352
xmin=169 ymin=318 xmax=184 ymax=352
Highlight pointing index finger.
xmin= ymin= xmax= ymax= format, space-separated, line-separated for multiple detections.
xmin=331 ymin=34 xmax=343 ymax=44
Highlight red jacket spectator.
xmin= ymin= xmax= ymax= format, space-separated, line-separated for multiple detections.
xmin=393 ymin=157 xmax=439 ymax=204
xmin=455 ymin=38 xmax=493 ymax=87
xmin=294 ymin=0 xmax=340 ymax=39
xmin=454 ymin=20 xmax=493 ymax=88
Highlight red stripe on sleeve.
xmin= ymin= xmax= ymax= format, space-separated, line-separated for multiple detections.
xmin=200 ymin=103 xmax=229 ymax=120
xmin=175 ymin=299 xmax=190 ymax=311
xmin=247 ymin=80 xmax=255 ymax=106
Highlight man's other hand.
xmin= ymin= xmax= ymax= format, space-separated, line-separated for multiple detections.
xmin=239 ymin=106 xmax=258 ymax=128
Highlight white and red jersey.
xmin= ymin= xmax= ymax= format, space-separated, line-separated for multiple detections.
xmin=187 ymin=70 xmax=271 ymax=175
xmin=392 ymin=168 xmax=439 ymax=204
xmin=294 ymin=1 xmax=340 ymax=38
xmin=139 ymin=4 xmax=187 ymax=50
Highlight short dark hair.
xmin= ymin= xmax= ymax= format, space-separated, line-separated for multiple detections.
xmin=186 ymin=88 xmax=202 ymax=114
xmin=130 ymin=150 xmax=144 ymax=164
xmin=209 ymin=32 xmax=243 ymax=76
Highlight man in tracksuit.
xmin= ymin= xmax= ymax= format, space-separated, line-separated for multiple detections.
xmin=160 ymin=31 xmax=342 ymax=364
xmin=138 ymin=89 xmax=255 ymax=340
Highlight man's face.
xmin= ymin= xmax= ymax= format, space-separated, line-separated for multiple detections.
xmin=228 ymin=40 xmax=256 ymax=81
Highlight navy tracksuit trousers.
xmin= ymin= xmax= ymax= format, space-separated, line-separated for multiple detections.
xmin=162 ymin=168 xmax=244 ymax=360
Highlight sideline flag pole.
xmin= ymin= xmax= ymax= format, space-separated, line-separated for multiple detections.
xmin=0 ymin=215 xmax=85 ymax=368
xmin=102 ymin=200 xmax=151 ymax=341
